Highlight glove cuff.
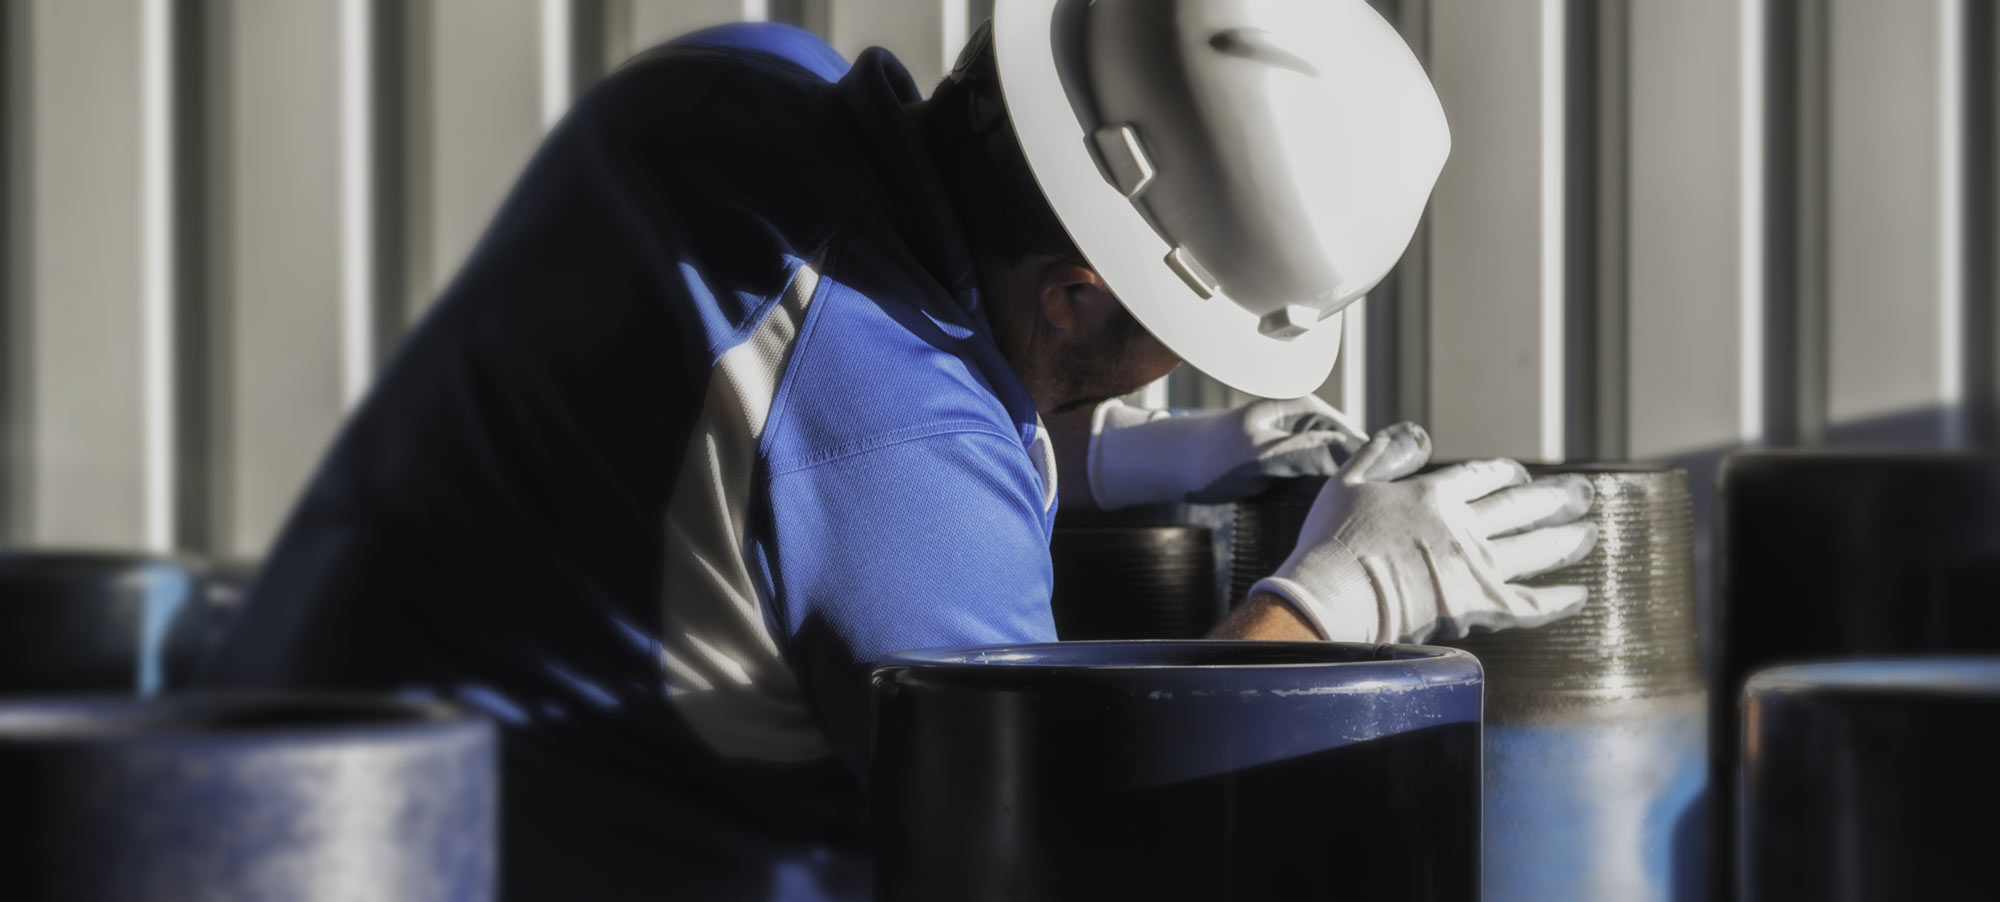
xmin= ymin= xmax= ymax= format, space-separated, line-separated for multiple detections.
xmin=1249 ymin=538 xmax=1387 ymax=643
xmin=1247 ymin=577 xmax=1382 ymax=644
xmin=1086 ymin=399 xmax=1178 ymax=509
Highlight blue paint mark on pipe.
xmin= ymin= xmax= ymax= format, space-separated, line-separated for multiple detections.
xmin=1481 ymin=695 xmax=1708 ymax=901
xmin=133 ymin=564 xmax=192 ymax=696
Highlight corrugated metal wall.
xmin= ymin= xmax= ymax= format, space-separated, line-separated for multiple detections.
xmin=1 ymin=0 xmax=1995 ymax=562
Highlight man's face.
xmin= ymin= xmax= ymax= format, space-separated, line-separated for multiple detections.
xmin=1039 ymin=307 xmax=1180 ymax=415
xmin=986 ymin=256 xmax=1182 ymax=415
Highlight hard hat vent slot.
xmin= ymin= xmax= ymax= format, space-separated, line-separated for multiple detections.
xmin=1258 ymin=306 xmax=1319 ymax=341
xmin=1164 ymin=247 xmax=1220 ymax=299
xmin=1089 ymin=124 xmax=1156 ymax=199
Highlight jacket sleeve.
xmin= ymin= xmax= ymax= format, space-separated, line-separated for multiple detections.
xmin=760 ymin=428 xmax=1058 ymax=779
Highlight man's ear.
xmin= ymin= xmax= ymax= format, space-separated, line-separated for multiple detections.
xmin=1035 ymin=261 xmax=1116 ymax=334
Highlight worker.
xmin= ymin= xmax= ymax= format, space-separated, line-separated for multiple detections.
xmin=200 ymin=2 xmax=1597 ymax=899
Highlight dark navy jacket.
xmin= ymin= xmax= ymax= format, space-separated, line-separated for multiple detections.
xmin=202 ymin=24 xmax=1058 ymax=901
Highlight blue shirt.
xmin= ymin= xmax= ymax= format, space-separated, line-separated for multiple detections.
xmin=201 ymin=24 xmax=1058 ymax=901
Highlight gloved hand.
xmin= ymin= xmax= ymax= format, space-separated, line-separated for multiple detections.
xmin=1250 ymin=422 xmax=1598 ymax=644
xmin=1086 ymin=396 xmax=1370 ymax=508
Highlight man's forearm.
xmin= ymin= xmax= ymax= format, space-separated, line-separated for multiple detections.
xmin=1207 ymin=593 xmax=1321 ymax=641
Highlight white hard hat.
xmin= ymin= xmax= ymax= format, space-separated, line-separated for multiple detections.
xmin=993 ymin=0 xmax=1450 ymax=399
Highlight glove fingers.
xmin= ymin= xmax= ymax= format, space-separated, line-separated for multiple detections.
xmin=1188 ymin=450 xmax=1321 ymax=503
xmin=1260 ymin=431 xmax=1352 ymax=477
xmin=1186 ymin=432 xmax=1357 ymax=503
xmin=1340 ymin=422 xmax=1432 ymax=485
xmin=1278 ymin=414 xmax=1368 ymax=458
xmin=1417 ymin=457 xmax=1531 ymax=504
xmin=1489 ymin=521 xmax=1599 ymax=581
xmin=1265 ymin=396 xmax=1368 ymax=453
xmin=1263 ymin=394 xmax=1342 ymax=434
xmin=1334 ymin=428 xmax=1392 ymax=483
xmin=1467 ymin=475 xmax=1594 ymax=538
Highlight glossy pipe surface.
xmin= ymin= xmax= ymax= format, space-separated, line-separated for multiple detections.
xmin=1740 ymin=659 xmax=2000 ymax=902
xmin=0 ymin=694 xmax=496 ymax=901
xmin=0 ymin=551 xmax=221 ymax=694
xmin=1716 ymin=452 xmax=2000 ymax=901
xmin=871 ymin=640 xmax=1482 ymax=901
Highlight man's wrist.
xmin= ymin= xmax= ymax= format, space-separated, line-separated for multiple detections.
xmin=1248 ymin=573 xmax=1383 ymax=644
xmin=1209 ymin=593 xmax=1322 ymax=640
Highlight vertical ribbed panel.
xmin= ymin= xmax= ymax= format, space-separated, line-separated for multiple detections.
xmin=340 ymin=0 xmax=390 ymax=407
xmin=169 ymin=0 xmax=213 ymax=555
xmin=2 ymin=0 xmax=25 ymax=542
xmin=1624 ymin=0 xmax=1765 ymax=458
xmin=827 ymin=0 xmax=954 ymax=86
xmin=1306 ymin=303 xmax=1370 ymax=428
xmin=3 ymin=0 xmax=1994 ymax=557
xmin=1427 ymin=0 xmax=1567 ymax=461
xmin=405 ymin=0 xmax=544 ymax=320
xmin=18 ymin=1 xmax=153 ymax=547
xmin=1763 ymin=0 xmax=1831 ymax=447
xmin=1562 ymin=0 xmax=1619 ymax=461
xmin=207 ymin=1 xmax=347 ymax=560
xmin=137 ymin=0 xmax=177 ymax=553
xmin=769 ymin=0 xmax=828 ymax=36
xmin=1968 ymin=0 xmax=1999 ymax=446
xmin=1379 ymin=0 xmax=1432 ymax=432
xmin=613 ymin=0 xmax=766 ymax=63
xmin=1339 ymin=302 xmax=1368 ymax=428
xmin=1823 ymin=0 xmax=1967 ymax=446
xmin=539 ymin=0 xmax=578 ymax=129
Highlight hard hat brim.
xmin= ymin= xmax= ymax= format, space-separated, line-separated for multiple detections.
xmin=992 ymin=0 xmax=1344 ymax=400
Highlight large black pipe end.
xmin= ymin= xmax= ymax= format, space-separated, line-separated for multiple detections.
xmin=1739 ymin=659 xmax=2000 ymax=902
xmin=871 ymin=640 xmax=1483 ymax=902
xmin=1718 ymin=453 xmax=2000 ymax=690
xmin=1717 ymin=453 xmax=2000 ymax=901
xmin=0 ymin=694 xmax=496 ymax=901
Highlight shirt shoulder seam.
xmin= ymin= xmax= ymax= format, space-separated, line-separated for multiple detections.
xmin=766 ymin=422 xmax=1026 ymax=479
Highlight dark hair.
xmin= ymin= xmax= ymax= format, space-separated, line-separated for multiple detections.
xmin=920 ymin=22 xmax=1083 ymax=265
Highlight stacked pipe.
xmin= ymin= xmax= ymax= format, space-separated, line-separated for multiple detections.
xmin=1716 ymin=452 xmax=2000 ymax=899
xmin=1049 ymin=524 xmax=1219 ymax=639
xmin=1437 ymin=464 xmax=1704 ymax=901
xmin=1739 ymin=659 xmax=2000 ymax=902
xmin=0 ymin=551 xmax=221 ymax=695
xmin=0 ymin=694 xmax=496 ymax=901
xmin=0 ymin=552 xmax=490 ymax=899
xmin=872 ymin=640 xmax=1482 ymax=901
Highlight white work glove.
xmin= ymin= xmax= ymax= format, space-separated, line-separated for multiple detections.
xmin=1250 ymin=422 xmax=1599 ymax=644
xmin=1087 ymin=396 xmax=1370 ymax=508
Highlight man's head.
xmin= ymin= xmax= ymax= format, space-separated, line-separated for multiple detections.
xmin=953 ymin=1 xmax=1447 ymax=399
xmin=916 ymin=26 xmax=1179 ymax=416
xmin=974 ymin=255 xmax=1181 ymax=416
